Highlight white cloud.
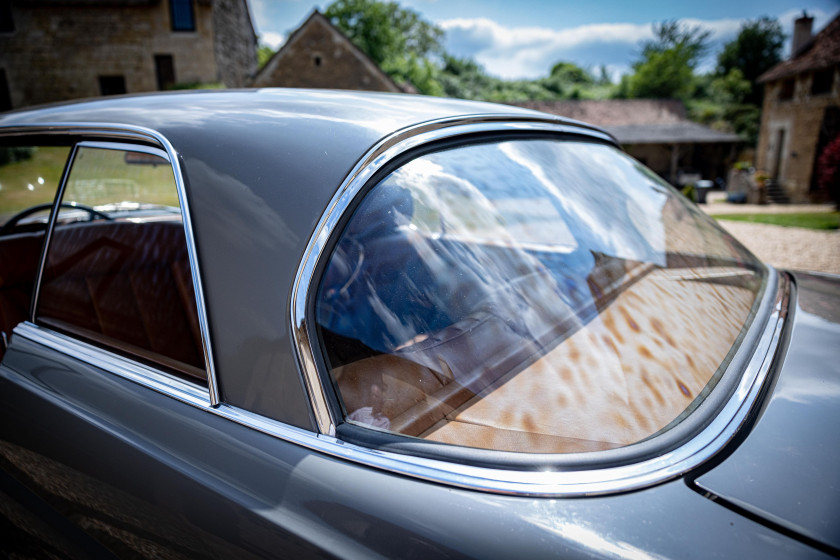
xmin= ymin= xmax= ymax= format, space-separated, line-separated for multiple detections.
xmin=260 ymin=31 xmax=286 ymax=49
xmin=441 ymin=18 xmax=652 ymax=79
xmin=439 ymin=15 xmax=794 ymax=80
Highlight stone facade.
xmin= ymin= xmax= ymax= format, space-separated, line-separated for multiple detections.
xmin=212 ymin=0 xmax=256 ymax=89
xmin=756 ymin=15 xmax=840 ymax=202
xmin=252 ymin=11 xmax=401 ymax=93
xmin=0 ymin=0 xmax=257 ymax=110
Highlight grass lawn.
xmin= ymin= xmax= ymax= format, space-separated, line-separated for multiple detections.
xmin=710 ymin=212 xmax=840 ymax=230
xmin=2 ymin=146 xmax=179 ymax=224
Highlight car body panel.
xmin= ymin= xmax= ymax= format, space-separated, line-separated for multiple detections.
xmin=0 ymin=90 xmax=835 ymax=557
xmin=0 ymin=332 xmax=831 ymax=559
xmin=0 ymin=90 xmax=604 ymax=427
xmin=695 ymin=271 xmax=840 ymax=553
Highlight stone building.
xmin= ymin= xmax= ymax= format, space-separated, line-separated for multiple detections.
xmin=513 ymin=99 xmax=740 ymax=186
xmin=252 ymin=10 xmax=402 ymax=93
xmin=756 ymin=13 xmax=840 ymax=202
xmin=0 ymin=0 xmax=257 ymax=110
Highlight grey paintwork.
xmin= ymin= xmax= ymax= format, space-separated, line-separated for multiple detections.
xmin=0 ymin=89 xmax=586 ymax=428
xmin=0 ymin=332 xmax=830 ymax=559
xmin=696 ymin=271 xmax=840 ymax=553
xmin=0 ymin=90 xmax=837 ymax=557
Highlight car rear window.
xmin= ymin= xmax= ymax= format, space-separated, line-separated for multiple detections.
xmin=314 ymin=139 xmax=764 ymax=454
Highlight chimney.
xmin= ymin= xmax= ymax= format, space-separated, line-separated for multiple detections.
xmin=792 ymin=12 xmax=814 ymax=57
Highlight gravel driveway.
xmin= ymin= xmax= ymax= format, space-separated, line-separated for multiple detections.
xmin=715 ymin=220 xmax=840 ymax=275
xmin=701 ymin=195 xmax=840 ymax=275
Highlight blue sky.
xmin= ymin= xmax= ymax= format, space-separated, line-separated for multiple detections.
xmin=249 ymin=0 xmax=840 ymax=80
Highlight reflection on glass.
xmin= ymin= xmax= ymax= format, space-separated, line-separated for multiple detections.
xmin=37 ymin=147 xmax=205 ymax=382
xmin=0 ymin=146 xmax=71 ymax=229
xmin=315 ymin=140 xmax=764 ymax=454
xmin=0 ymin=146 xmax=72 ymax=356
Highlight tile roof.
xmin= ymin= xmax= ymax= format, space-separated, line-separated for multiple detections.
xmin=510 ymin=99 xmax=739 ymax=144
xmin=510 ymin=99 xmax=686 ymax=127
xmin=607 ymin=122 xmax=740 ymax=144
xmin=759 ymin=13 xmax=840 ymax=83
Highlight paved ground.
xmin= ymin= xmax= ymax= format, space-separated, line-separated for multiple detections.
xmin=699 ymin=192 xmax=840 ymax=275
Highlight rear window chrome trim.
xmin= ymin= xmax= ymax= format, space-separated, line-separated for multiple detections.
xmin=221 ymin=273 xmax=785 ymax=498
xmin=291 ymin=116 xmax=618 ymax=435
xmin=0 ymin=123 xmax=219 ymax=406
xmin=291 ymin=270 xmax=785 ymax=498
xmin=289 ymin=115 xmax=787 ymax=495
xmin=11 ymin=268 xmax=786 ymax=497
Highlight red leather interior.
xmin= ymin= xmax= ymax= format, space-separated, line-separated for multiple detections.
xmin=37 ymin=219 xmax=206 ymax=380
xmin=0 ymin=231 xmax=44 ymax=359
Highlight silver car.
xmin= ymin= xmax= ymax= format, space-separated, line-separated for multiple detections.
xmin=0 ymin=90 xmax=837 ymax=558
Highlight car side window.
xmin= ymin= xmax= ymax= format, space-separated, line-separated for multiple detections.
xmin=0 ymin=145 xmax=70 ymax=231
xmin=0 ymin=145 xmax=71 ymax=358
xmin=36 ymin=143 xmax=206 ymax=382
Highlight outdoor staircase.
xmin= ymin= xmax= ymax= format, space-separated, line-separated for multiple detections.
xmin=764 ymin=180 xmax=791 ymax=204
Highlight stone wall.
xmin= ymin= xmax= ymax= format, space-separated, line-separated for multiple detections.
xmin=0 ymin=0 xmax=253 ymax=109
xmin=252 ymin=12 xmax=400 ymax=93
xmin=212 ymin=0 xmax=256 ymax=87
xmin=756 ymin=68 xmax=840 ymax=202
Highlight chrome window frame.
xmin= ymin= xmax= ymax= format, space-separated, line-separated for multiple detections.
xmin=288 ymin=116 xmax=787 ymax=495
xmin=292 ymin=116 xmax=619 ymax=435
xmin=0 ymin=124 xmax=219 ymax=406
xmin=1 ymin=117 xmax=788 ymax=497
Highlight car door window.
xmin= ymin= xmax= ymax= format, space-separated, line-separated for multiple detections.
xmin=0 ymin=145 xmax=72 ymax=357
xmin=36 ymin=143 xmax=206 ymax=382
xmin=0 ymin=145 xmax=70 ymax=231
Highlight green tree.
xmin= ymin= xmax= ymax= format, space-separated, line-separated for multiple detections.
xmin=257 ymin=44 xmax=275 ymax=69
xmin=717 ymin=17 xmax=785 ymax=105
xmin=324 ymin=0 xmax=443 ymax=68
xmin=596 ymin=65 xmax=612 ymax=85
xmin=549 ymin=61 xmax=595 ymax=85
xmin=438 ymin=55 xmax=497 ymax=99
xmin=689 ymin=68 xmax=761 ymax=143
xmin=538 ymin=61 xmax=595 ymax=97
xmin=624 ymin=20 xmax=711 ymax=100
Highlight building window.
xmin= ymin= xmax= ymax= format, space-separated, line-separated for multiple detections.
xmin=0 ymin=0 xmax=13 ymax=33
xmin=811 ymin=68 xmax=834 ymax=96
xmin=169 ymin=0 xmax=195 ymax=32
xmin=155 ymin=55 xmax=176 ymax=90
xmin=0 ymin=69 xmax=11 ymax=111
xmin=779 ymin=79 xmax=795 ymax=101
xmin=98 ymin=76 xmax=126 ymax=96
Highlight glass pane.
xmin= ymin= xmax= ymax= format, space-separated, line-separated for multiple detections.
xmin=315 ymin=139 xmax=765 ymax=454
xmin=37 ymin=146 xmax=205 ymax=382
xmin=170 ymin=0 xmax=195 ymax=31
xmin=0 ymin=146 xmax=70 ymax=230
xmin=0 ymin=145 xmax=70 ymax=351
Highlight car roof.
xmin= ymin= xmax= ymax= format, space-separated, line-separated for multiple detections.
xmin=0 ymin=88 xmax=576 ymax=129
xmin=0 ymin=89 xmax=610 ymax=216
xmin=0 ymin=89 xmax=615 ymax=429
xmin=0 ymin=88 xmax=590 ymax=147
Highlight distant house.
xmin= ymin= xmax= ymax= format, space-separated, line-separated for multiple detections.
xmin=756 ymin=13 xmax=840 ymax=202
xmin=0 ymin=0 xmax=257 ymax=110
xmin=513 ymin=99 xmax=740 ymax=185
xmin=252 ymin=10 xmax=403 ymax=93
